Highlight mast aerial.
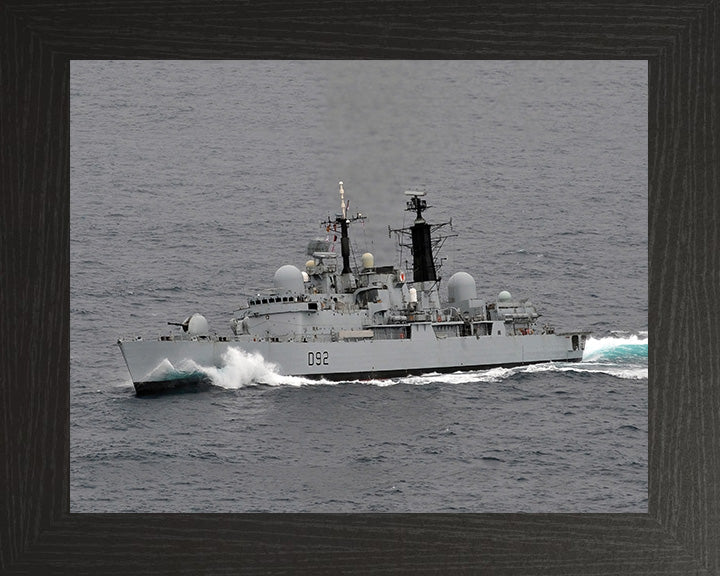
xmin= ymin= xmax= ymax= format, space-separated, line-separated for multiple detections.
xmin=405 ymin=191 xmax=437 ymax=283
xmin=325 ymin=181 xmax=365 ymax=278
xmin=389 ymin=191 xmax=455 ymax=285
xmin=338 ymin=181 xmax=351 ymax=274
xmin=340 ymin=181 xmax=347 ymax=219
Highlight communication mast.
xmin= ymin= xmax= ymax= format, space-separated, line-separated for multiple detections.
xmin=389 ymin=191 xmax=455 ymax=285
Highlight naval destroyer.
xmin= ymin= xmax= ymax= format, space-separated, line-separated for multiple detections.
xmin=119 ymin=183 xmax=588 ymax=395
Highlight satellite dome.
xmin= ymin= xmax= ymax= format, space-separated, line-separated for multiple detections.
xmin=361 ymin=252 xmax=375 ymax=269
xmin=498 ymin=290 xmax=512 ymax=303
xmin=447 ymin=272 xmax=477 ymax=303
xmin=273 ymin=264 xmax=305 ymax=295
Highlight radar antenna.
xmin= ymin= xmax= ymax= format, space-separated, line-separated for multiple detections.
xmin=404 ymin=190 xmax=428 ymax=221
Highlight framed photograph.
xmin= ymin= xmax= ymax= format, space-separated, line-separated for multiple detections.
xmin=2 ymin=2 xmax=717 ymax=574
xmin=70 ymin=60 xmax=647 ymax=516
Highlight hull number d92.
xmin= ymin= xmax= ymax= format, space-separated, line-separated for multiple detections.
xmin=308 ymin=351 xmax=329 ymax=366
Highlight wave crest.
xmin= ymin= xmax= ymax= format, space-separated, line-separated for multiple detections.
xmin=583 ymin=333 xmax=647 ymax=363
xmin=184 ymin=348 xmax=330 ymax=389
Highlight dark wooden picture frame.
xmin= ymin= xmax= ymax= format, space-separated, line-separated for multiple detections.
xmin=1 ymin=2 xmax=717 ymax=574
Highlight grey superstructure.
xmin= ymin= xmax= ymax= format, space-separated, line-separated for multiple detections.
xmin=119 ymin=183 xmax=588 ymax=395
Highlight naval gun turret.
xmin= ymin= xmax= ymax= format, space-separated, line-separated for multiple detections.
xmin=167 ymin=313 xmax=209 ymax=337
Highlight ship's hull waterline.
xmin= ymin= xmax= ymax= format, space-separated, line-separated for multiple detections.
xmin=119 ymin=330 xmax=586 ymax=395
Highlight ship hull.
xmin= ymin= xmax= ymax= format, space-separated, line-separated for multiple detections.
xmin=119 ymin=331 xmax=586 ymax=395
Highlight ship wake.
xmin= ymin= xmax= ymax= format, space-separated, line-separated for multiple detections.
xmin=184 ymin=348 xmax=332 ymax=390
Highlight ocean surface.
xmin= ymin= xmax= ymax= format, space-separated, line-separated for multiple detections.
xmin=70 ymin=61 xmax=648 ymax=512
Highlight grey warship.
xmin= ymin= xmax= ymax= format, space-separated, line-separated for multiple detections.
xmin=119 ymin=183 xmax=588 ymax=395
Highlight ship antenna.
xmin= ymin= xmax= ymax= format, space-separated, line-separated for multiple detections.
xmin=337 ymin=181 xmax=351 ymax=275
xmin=330 ymin=180 xmax=365 ymax=279
xmin=405 ymin=190 xmax=436 ymax=283
xmin=339 ymin=181 xmax=346 ymax=219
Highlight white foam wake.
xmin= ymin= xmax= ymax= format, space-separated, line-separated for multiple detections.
xmin=521 ymin=361 xmax=648 ymax=380
xmin=582 ymin=332 xmax=648 ymax=362
xmin=398 ymin=362 xmax=647 ymax=384
xmin=183 ymin=347 xmax=331 ymax=389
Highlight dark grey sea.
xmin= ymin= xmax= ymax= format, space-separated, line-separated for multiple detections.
xmin=70 ymin=61 xmax=647 ymax=512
